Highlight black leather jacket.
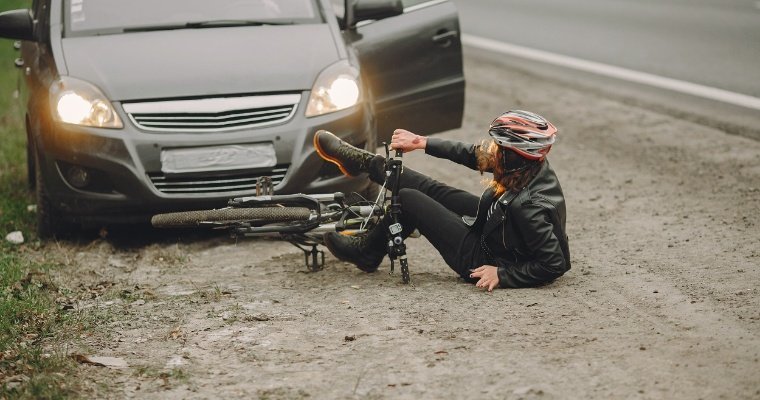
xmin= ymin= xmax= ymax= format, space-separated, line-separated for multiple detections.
xmin=426 ymin=138 xmax=571 ymax=288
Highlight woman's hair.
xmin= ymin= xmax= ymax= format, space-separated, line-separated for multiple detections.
xmin=476 ymin=140 xmax=543 ymax=197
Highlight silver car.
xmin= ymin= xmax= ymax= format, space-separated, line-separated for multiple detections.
xmin=0 ymin=0 xmax=464 ymax=237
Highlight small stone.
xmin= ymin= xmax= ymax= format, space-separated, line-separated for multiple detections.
xmin=513 ymin=386 xmax=534 ymax=395
xmin=5 ymin=231 xmax=24 ymax=244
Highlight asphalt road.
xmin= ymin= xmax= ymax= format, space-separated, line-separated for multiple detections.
xmin=452 ymin=0 xmax=760 ymax=98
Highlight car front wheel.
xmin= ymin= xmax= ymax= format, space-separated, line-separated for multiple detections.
xmin=34 ymin=150 xmax=67 ymax=239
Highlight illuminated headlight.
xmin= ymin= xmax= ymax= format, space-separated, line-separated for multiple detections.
xmin=305 ymin=61 xmax=361 ymax=117
xmin=50 ymin=76 xmax=123 ymax=128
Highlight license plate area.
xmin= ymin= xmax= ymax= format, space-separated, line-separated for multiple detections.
xmin=160 ymin=143 xmax=277 ymax=175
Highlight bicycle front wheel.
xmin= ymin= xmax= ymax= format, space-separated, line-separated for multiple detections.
xmin=151 ymin=207 xmax=312 ymax=228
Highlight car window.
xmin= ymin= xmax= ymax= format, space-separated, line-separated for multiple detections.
xmin=64 ymin=0 xmax=322 ymax=37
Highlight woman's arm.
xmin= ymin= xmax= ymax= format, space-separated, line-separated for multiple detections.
xmin=497 ymin=202 xmax=569 ymax=288
xmin=391 ymin=129 xmax=481 ymax=170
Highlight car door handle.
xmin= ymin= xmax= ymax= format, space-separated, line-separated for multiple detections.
xmin=432 ymin=30 xmax=458 ymax=46
xmin=14 ymin=58 xmax=24 ymax=68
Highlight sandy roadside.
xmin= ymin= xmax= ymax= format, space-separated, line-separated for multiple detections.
xmin=47 ymin=47 xmax=760 ymax=399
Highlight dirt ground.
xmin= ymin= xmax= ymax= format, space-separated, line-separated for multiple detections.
xmin=45 ymin=48 xmax=760 ymax=399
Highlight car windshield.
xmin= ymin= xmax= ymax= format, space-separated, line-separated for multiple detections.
xmin=64 ymin=0 xmax=322 ymax=36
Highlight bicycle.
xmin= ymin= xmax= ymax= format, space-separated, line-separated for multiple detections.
xmin=151 ymin=140 xmax=413 ymax=283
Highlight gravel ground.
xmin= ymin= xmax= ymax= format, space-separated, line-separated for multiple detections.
xmin=49 ymin=47 xmax=760 ymax=399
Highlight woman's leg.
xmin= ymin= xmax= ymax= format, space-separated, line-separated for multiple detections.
xmin=323 ymin=186 xmax=484 ymax=279
xmin=392 ymin=188 xmax=482 ymax=278
xmin=369 ymin=156 xmax=480 ymax=217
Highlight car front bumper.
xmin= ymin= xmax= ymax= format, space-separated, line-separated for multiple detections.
xmin=36 ymin=94 xmax=374 ymax=225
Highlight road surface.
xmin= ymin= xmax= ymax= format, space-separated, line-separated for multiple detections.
xmin=53 ymin=48 xmax=760 ymax=399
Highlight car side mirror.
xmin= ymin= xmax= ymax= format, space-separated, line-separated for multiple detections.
xmin=0 ymin=9 xmax=34 ymax=41
xmin=346 ymin=0 xmax=404 ymax=29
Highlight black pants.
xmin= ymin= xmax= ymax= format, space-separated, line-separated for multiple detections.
xmin=371 ymin=165 xmax=487 ymax=280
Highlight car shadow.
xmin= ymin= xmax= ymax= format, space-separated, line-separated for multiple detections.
xmin=54 ymin=223 xmax=233 ymax=252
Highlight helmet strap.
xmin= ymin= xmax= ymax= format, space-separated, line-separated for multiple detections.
xmin=501 ymin=148 xmax=530 ymax=173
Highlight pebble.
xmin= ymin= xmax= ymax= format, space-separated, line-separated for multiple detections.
xmin=5 ymin=231 xmax=24 ymax=244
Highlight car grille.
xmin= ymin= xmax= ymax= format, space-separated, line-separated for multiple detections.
xmin=122 ymin=94 xmax=301 ymax=132
xmin=148 ymin=166 xmax=288 ymax=194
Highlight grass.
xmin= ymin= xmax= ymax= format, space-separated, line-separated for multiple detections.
xmin=0 ymin=1 xmax=88 ymax=398
xmin=0 ymin=3 xmax=34 ymax=239
xmin=0 ymin=253 xmax=78 ymax=399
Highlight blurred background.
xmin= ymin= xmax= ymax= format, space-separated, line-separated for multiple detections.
xmin=454 ymin=0 xmax=760 ymax=97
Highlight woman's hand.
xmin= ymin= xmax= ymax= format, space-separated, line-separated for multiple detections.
xmin=391 ymin=129 xmax=427 ymax=153
xmin=470 ymin=265 xmax=500 ymax=292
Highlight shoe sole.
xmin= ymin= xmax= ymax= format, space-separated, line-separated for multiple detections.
xmin=313 ymin=130 xmax=355 ymax=177
xmin=323 ymin=233 xmax=380 ymax=273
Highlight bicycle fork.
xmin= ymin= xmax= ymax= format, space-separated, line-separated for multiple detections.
xmin=385 ymin=146 xmax=411 ymax=284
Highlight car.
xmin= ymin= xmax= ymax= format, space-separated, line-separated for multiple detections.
xmin=0 ymin=0 xmax=464 ymax=238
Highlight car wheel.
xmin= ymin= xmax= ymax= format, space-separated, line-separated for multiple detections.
xmin=34 ymin=150 xmax=67 ymax=239
xmin=26 ymin=143 xmax=35 ymax=190
xmin=361 ymin=124 xmax=383 ymax=199
xmin=25 ymin=120 xmax=35 ymax=190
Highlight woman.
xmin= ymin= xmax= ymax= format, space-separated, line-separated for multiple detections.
xmin=314 ymin=110 xmax=570 ymax=291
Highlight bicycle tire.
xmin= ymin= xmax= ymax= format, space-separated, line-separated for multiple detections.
xmin=151 ymin=207 xmax=311 ymax=228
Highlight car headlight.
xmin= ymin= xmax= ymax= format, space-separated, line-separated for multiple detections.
xmin=50 ymin=76 xmax=123 ymax=128
xmin=305 ymin=60 xmax=361 ymax=117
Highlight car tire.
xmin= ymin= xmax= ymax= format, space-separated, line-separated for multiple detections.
xmin=364 ymin=91 xmax=384 ymax=200
xmin=360 ymin=125 xmax=383 ymax=202
xmin=26 ymin=144 xmax=35 ymax=190
xmin=25 ymin=119 xmax=35 ymax=190
xmin=34 ymin=150 xmax=67 ymax=239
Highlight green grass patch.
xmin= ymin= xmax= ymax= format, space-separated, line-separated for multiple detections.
xmin=0 ymin=0 xmax=35 ymax=240
xmin=0 ymin=2 xmax=90 ymax=398
xmin=0 ymin=249 xmax=78 ymax=399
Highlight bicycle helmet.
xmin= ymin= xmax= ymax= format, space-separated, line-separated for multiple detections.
xmin=489 ymin=110 xmax=557 ymax=161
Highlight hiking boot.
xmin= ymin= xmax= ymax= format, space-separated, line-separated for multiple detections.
xmin=314 ymin=130 xmax=376 ymax=177
xmin=323 ymin=231 xmax=386 ymax=272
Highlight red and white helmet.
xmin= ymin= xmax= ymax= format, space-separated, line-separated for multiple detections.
xmin=489 ymin=110 xmax=558 ymax=160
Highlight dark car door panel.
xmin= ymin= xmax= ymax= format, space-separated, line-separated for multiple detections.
xmin=349 ymin=0 xmax=464 ymax=141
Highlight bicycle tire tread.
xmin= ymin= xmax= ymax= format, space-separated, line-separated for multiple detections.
xmin=151 ymin=207 xmax=311 ymax=228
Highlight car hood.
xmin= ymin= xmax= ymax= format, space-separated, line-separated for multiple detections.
xmin=61 ymin=25 xmax=341 ymax=101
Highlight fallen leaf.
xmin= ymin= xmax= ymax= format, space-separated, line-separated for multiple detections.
xmin=72 ymin=354 xmax=128 ymax=369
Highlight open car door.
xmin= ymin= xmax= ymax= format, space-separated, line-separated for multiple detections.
xmin=347 ymin=0 xmax=465 ymax=142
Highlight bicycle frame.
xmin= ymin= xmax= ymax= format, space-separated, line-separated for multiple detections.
xmin=383 ymin=146 xmax=411 ymax=283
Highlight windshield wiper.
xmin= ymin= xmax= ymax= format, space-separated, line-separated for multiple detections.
xmin=123 ymin=20 xmax=294 ymax=33
xmin=187 ymin=20 xmax=294 ymax=28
